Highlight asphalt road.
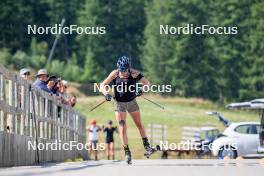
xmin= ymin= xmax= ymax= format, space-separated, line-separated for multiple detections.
xmin=0 ymin=159 xmax=263 ymax=176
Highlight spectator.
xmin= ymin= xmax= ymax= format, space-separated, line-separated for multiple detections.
xmin=19 ymin=68 xmax=31 ymax=121
xmin=46 ymin=75 xmax=59 ymax=95
xmin=62 ymin=80 xmax=68 ymax=93
xmin=88 ymin=119 xmax=101 ymax=160
xmin=69 ymin=95 xmax=77 ymax=107
xmin=56 ymin=80 xmax=69 ymax=104
xmin=32 ymin=69 xmax=50 ymax=93
xmin=19 ymin=68 xmax=30 ymax=81
xmin=103 ymin=120 xmax=118 ymax=160
xmin=57 ymin=80 xmax=66 ymax=96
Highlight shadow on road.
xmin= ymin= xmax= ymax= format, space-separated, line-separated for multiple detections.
xmin=3 ymin=161 xmax=106 ymax=176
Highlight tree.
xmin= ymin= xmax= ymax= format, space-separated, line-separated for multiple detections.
xmin=209 ymin=0 xmax=252 ymax=101
xmin=77 ymin=0 xmax=147 ymax=82
xmin=239 ymin=0 xmax=264 ymax=100
xmin=0 ymin=0 xmax=50 ymax=52
xmin=143 ymin=0 xmax=220 ymax=100
xmin=47 ymin=0 xmax=84 ymax=61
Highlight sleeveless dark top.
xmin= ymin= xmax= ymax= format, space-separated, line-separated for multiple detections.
xmin=112 ymin=71 xmax=143 ymax=102
xmin=104 ymin=127 xmax=117 ymax=143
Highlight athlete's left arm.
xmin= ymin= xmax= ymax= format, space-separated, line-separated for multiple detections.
xmin=130 ymin=68 xmax=150 ymax=87
xmin=139 ymin=77 xmax=150 ymax=87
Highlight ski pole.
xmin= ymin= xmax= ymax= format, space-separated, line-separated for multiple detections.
xmin=90 ymin=99 xmax=107 ymax=111
xmin=141 ymin=96 xmax=165 ymax=110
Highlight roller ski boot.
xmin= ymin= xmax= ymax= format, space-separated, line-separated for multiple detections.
xmin=123 ymin=145 xmax=132 ymax=165
xmin=143 ymin=138 xmax=160 ymax=158
xmin=144 ymin=145 xmax=158 ymax=158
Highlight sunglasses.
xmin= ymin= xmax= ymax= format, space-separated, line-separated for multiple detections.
xmin=119 ymin=69 xmax=129 ymax=73
xmin=23 ymin=72 xmax=30 ymax=76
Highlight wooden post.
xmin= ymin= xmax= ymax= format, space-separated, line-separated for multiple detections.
xmin=21 ymin=80 xmax=26 ymax=136
xmin=150 ymin=123 xmax=153 ymax=146
xmin=0 ymin=74 xmax=6 ymax=131
xmin=9 ymin=80 xmax=15 ymax=133
xmin=14 ymin=81 xmax=21 ymax=135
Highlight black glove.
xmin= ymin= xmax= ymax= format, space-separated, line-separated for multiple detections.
xmin=136 ymin=89 xmax=143 ymax=97
xmin=104 ymin=94 xmax=112 ymax=101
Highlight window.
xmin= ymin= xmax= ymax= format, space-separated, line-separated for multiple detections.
xmin=234 ymin=124 xmax=260 ymax=134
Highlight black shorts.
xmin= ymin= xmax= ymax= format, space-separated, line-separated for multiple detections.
xmin=106 ymin=139 xmax=114 ymax=144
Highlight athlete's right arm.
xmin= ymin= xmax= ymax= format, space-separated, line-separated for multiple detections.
xmin=100 ymin=70 xmax=118 ymax=98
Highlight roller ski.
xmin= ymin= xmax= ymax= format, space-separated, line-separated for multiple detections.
xmin=144 ymin=143 xmax=160 ymax=158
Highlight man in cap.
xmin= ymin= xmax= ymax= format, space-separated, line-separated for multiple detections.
xmin=19 ymin=68 xmax=31 ymax=81
xmin=32 ymin=69 xmax=51 ymax=93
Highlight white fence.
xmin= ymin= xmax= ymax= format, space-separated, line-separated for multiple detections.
xmin=147 ymin=123 xmax=167 ymax=146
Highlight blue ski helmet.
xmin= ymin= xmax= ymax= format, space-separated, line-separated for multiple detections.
xmin=117 ymin=56 xmax=130 ymax=71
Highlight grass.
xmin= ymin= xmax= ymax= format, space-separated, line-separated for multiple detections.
xmin=75 ymin=95 xmax=259 ymax=160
